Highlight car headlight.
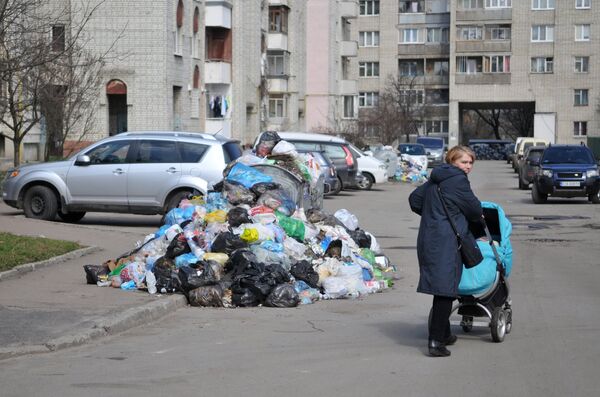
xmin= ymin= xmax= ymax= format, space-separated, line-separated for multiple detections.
xmin=6 ymin=168 xmax=20 ymax=179
xmin=586 ymin=169 xmax=599 ymax=178
xmin=541 ymin=169 xmax=553 ymax=178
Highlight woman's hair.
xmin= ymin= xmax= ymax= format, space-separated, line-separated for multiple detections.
xmin=445 ymin=145 xmax=476 ymax=164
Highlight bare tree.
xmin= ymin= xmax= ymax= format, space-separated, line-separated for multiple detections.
xmin=501 ymin=106 xmax=534 ymax=140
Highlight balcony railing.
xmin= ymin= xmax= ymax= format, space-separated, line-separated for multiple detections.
xmin=340 ymin=0 xmax=359 ymax=18
xmin=341 ymin=40 xmax=358 ymax=57
xmin=340 ymin=79 xmax=358 ymax=95
xmin=456 ymin=8 xmax=512 ymax=21
xmin=398 ymin=43 xmax=449 ymax=56
xmin=455 ymin=73 xmax=511 ymax=85
xmin=205 ymin=1 xmax=232 ymax=28
xmin=455 ymin=40 xmax=511 ymax=53
xmin=268 ymin=32 xmax=288 ymax=51
xmin=268 ymin=77 xmax=288 ymax=93
xmin=204 ymin=61 xmax=232 ymax=84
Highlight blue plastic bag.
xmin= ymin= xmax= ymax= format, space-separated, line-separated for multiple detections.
xmin=175 ymin=253 xmax=199 ymax=268
xmin=226 ymin=163 xmax=273 ymax=189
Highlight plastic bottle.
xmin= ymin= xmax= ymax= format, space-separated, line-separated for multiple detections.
xmin=145 ymin=270 xmax=157 ymax=294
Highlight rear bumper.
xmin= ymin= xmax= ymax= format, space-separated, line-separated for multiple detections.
xmin=536 ymin=176 xmax=600 ymax=197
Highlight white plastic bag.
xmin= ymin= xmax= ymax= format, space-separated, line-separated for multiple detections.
xmin=271 ymin=140 xmax=298 ymax=156
xmin=334 ymin=209 xmax=359 ymax=231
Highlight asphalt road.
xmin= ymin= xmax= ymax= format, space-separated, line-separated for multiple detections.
xmin=1 ymin=161 xmax=599 ymax=397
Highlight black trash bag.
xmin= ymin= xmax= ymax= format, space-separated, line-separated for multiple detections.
xmin=211 ymin=232 xmax=248 ymax=255
xmin=188 ymin=284 xmax=224 ymax=307
xmin=265 ymin=284 xmax=300 ymax=308
xmin=231 ymin=287 xmax=260 ymax=307
xmin=224 ymin=248 xmax=259 ymax=276
xmin=232 ymin=262 xmax=291 ymax=303
xmin=212 ymin=180 xmax=224 ymax=192
xmin=175 ymin=264 xmax=218 ymax=294
xmin=165 ymin=233 xmax=191 ymax=259
xmin=251 ymin=182 xmax=281 ymax=197
xmin=290 ymin=260 xmax=319 ymax=289
xmin=223 ymin=180 xmax=256 ymax=205
xmin=83 ymin=264 xmax=109 ymax=284
xmin=153 ymin=257 xmax=178 ymax=293
xmin=348 ymin=229 xmax=372 ymax=249
xmin=227 ymin=207 xmax=251 ymax=228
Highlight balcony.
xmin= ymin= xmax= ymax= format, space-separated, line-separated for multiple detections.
xmin=205 ymin=118 xmax=232 ymax=138
xmin=455 ymin=73 xmax=511 ymax=85
xmin=340 ymin=79 xmax=358 ymax=95
xmin=399 ymin=13 xmax=426 ymax=24
xmin=424 ymin=75 xmax=449 ymax=85
xmin=268 ymin=33 xmax=288 ymax=51
xmin=455 ymin=40 xmax=511 ymax=53
xmin=340 ymin=0 xmax=359 ymax=18
xmin=204 ymin=61 xmax=231 ymax=84
xmin=205 ymin=1 xmax=232 ymax=28
xmin=268 ymin=77 xmax=288 ymax=93
xmin=398 ymin=43 xmax=449 ymax=56
xmin=341 ymin=40 xmax=358 ymax=57
xmin=456 ymin=8 xmax=512 ymax=22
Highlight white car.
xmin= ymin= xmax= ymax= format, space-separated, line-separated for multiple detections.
xmin=347 ymin=143 xmax=388 ymax=190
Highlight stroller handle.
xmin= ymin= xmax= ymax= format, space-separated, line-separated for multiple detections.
xmin=480 ymin=215 xmax=504 ymax=275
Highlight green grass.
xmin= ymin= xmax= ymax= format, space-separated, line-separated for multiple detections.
xmin=0 ymin=232 xmax=82 ymax=272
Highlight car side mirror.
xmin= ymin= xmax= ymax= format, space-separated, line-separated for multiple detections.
xmin=75 ymin=155 xmax=91 ymax=166
xmin=529 ymin=158 xmax=540 ymax=166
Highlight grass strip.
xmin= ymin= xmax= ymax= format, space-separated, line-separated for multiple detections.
xmin=0 ymin=232 xmax=82 ymax=272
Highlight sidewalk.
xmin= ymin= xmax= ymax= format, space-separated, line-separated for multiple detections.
xmin=0 ymin=205 xmax=187 ymax=360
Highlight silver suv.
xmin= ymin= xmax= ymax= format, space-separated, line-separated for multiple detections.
xmin=1 ymin=131 xmax=242 ymax=222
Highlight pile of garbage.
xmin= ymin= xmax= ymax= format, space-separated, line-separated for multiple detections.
xmin=470 ymin=143 xmax=508 ymax=160
xmin=395 ymin=154 xmax=428 ymax=185
xmin=83 ymin=133 xmax=395 ymax=308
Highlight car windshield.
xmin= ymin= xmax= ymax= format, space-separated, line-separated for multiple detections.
xmin=527 ymin=150 xmax=543 ymax=161
xmin=399 ymin=145 xmax=426 ymax=155
xmin=416 ymin=138 xmax=443 ymax=149
xmin=542 ymin=147 xmax=595 ymax=164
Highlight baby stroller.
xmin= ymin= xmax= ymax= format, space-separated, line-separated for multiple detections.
xmin=430 ymin=202 xmax=513 ymax=342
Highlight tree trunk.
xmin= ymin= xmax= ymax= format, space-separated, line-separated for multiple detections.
xmin=12 ymin=138 xmax=22 ymax=167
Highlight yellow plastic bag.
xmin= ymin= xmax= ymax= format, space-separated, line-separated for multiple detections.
xmin=203 ymin=252 xmax=228 ymax=265
xmin=240 ymin=228 xmax=259 ymax=243
xmin=205 ymin=209 xmax=227 ymax=223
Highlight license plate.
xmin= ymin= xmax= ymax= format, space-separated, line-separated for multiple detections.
xmin=560 ymin=181 xmax=580 ymax=187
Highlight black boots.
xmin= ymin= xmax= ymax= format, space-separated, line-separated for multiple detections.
xmin=445 ymin=334 xmax=457 ymax=346
xmin=428 ymin=339 xmax=451 ymax=357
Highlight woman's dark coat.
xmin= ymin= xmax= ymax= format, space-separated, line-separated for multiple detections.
xmin=409 ymin=164 xmax=482 ymax=297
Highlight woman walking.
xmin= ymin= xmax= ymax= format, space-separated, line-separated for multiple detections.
xmin=409 ymin=146 xmax=482 ymax=357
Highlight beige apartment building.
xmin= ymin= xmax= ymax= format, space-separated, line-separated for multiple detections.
xmin=355 ymin=0 xmax=599 ymax=146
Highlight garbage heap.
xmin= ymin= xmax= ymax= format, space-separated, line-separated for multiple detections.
xmin=84 ymin=137 xmax=395 ymax=308
xmin=470 ymin=143 xmax=508 ymax=160
xmin=395 ymin=154 xmax=428 ymax=185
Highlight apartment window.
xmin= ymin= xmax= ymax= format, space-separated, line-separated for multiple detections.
xmin=51 ymin=25 xmax=65 ymax=52
xmin=574 ymin=89 xmax=589 ymax=106
xmin=487 ymin=55 xmax=510 ymax=73
xmin=574 ymin=56 xmax=589 ymax=72
xmin=269 ymin=94 xmax=286 ymax=118
xmin=427 ymin=60 xmax=449 ymax=76
xmin=399 ymin=60 xmax=423 ymax=76
xmin=532 ymin=0 xmax=555 ymax=9
xmin=457 ymin=56 xmax=483 ymax=73
xmin=531 ymin=57 xmax=553 ymax=73
xmin=343 ymin=96 xmax=356 ymax=118
xmin=574 ymin=121 xmax=587 ymax=136
xmin=359 ymin=62 xmax=380 ymax=77
xmin=192 ymin=7 xmax=200 ymax=59
xmin=576 ymin=0 xmax=591 ymax=9
xmin=462 ymin=0 xmax=483 ymax=8
xmin=489 ymin=25 xmax=511 ymax=40
xmin=359 ymin=31 xmax=380 ymax=47
xmin=458 ymin=26 xmax=483 ymax=40
xmin=425 ymin=89 xmax=449 ymax=105
xmin=360 ymin=0 xmax=380 ymax=15
xmin=400 ymin=90 xmax=424 ymax=105
xmin=426 ymin=120 xmax=449 ymax=133
xmin=575 ymin=24 xmax=590 ymax=41
xmin=269 ymin=6 xmax=288 ymax=33
xmin=359 ymin=92 xmax=379 ymax=107
xmin=427 ymin=27 xmax=449 ymax=43
xmin=175 ymin=0 xmax=184 ymax=55
xmin=399 ymin=1 xmax=424 ymax=13
xmin=267 ymin=52 xmax=289 ymax=76
xmin=486 ymin=0 xmax=511 ymax=8
xmin=531 ymin=25 xmax=554 ymax=42
xmin=401 ymin=28 xmax=420 ymax=43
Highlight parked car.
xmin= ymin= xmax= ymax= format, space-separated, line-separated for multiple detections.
xmin=509 ymin=137 xmax=527 ymax=167
xmin=518 ymin=146 xmax=545 ymax=190
xmin=513 ymin=138 xmax=548 ymax=173
xmin=416 ymin=136 xmax=446 ymax=167
xmin=1 ymin=131 xmax=242 ymax=221
xmin=257 ymin=132 xmax=359 ymax=191
xmin=297 ymin=150 xmax=340 ymax=195
xmin=398 ymin=143 xmax=428 ymax=163
xmin=531 ymin=144 xmax=600 ymax=204
xmin=346 ymin=143 xmax=388 ymax=190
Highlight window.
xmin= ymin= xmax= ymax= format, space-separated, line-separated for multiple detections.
xmin=192 ymin=7 xmax=200 ymax=58
xmin=575 ymin=56 xmax=589 ymax=72
xmin=425 ymin=89 xmax=449 ymax=105
xmin=427 ymin=27 xmax=449 ymax=43
xmin=175 ymin=0 xmax=184 ymax=55
xmin=490 ymin=25 xmax=511 ymax=40
xmin=399 ymin=60 xmax=424 ymax=76
xmin=531 ymin=25 xmax=554 ymax=41
xmin=86 ymin=141 xmax=132 ymax=164
xmin=531 ymin=57 xmax=553 ymax=73
xmin=359 ymin=62 xmax=380 ymax=77
xmin=574 ymin=121 xmax=587 ymax=136
xmin=136 ymin=140 xmax=180 ymax=163
xmin=458 ymin=26 xmax=483 ymax=40
xmin=359 ymin=31 xmax=380 ymax=47
xmin=427 ymin=60 xmax=449 ymax=76
xmin=269 ymin=95 xmax=286 ymax=118
xmin=575 ymin=24 xmax=590 ymax=41
xmin=269 ymin=6 xmax=288 ymax=33
xmin=399 ymin=1 xmax=424 ymax=13
xmin=343 ymin=96 xmax=356 ymax=118
xmin=323 ymin=144 xmax=347 ymax=160
xmin=360 ymin=0 xmax=380 ymax=15
xmin=576 ymin=0 xmax=591 ymax=9
xmin=51 ymin=25 xmax=65 ymax=52
xmin=426 ymin=120 xmax=449 ymax=133
xmin=532 ymin=0 xmax=555 ymax=9
xmin=462 ymin=0 xmax=483 ymax=8
xmin=487 ymin=55 xmax=510 ymax=72
xmin=574 ymin=89 xmax=589 ymax=106
xmin=457 ymin=56 xmax=483 ymax=73
xmin=179 ymin=142 xmax=208 ymax=162
xmin=268 ymin=52 xmax=289 ymax=76
xmin=359 ymin=92 xmax=379 ymax=107
xmin=486 ymin=0 xmax=511 ymax=8
xmin=400 ymin=90 xmax=424 ymax=105
xmin=401 ymin=28 xmax=420 ymax=43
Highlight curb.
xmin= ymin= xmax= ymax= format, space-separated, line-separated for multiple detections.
xmin=0 ymin=246 xmax=101 ymax=282
xmin=0 ymin=294 xmax=188 ymax=361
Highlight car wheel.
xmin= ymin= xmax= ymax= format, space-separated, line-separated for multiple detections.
xmin=162 ymin=190 xmax=200 ymax=223
xmin=23 ymin=185 xmax=58 ymax=220
xmin=531 ymin=183 xmax=547 ymax=204
xmin=336 ymin=176 xmax=344 ymax=193
xmin=57 ymin=211 xmax=86 ymax=223
xmin=518 ymin=175 xmax=529 ymax=190
xmin=357 ymin=173 xmax=374 ymax=190
xmin=589 ymin=192 xmax=600 ymax=204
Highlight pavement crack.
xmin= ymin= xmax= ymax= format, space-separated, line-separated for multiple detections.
xmin=307 ymin=320 xmax=325 ymax=333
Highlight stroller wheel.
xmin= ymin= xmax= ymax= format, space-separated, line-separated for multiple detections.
xmin=504 ymin=307 xmax=513 ymax=334
xmin=461 ymin=316 xmax=473 ymax=333
xmin=491 ymin=308 xmax=507 ymax=343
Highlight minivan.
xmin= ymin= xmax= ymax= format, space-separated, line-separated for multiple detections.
xmin=416 ymin=136 xmax=446 ymax=167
